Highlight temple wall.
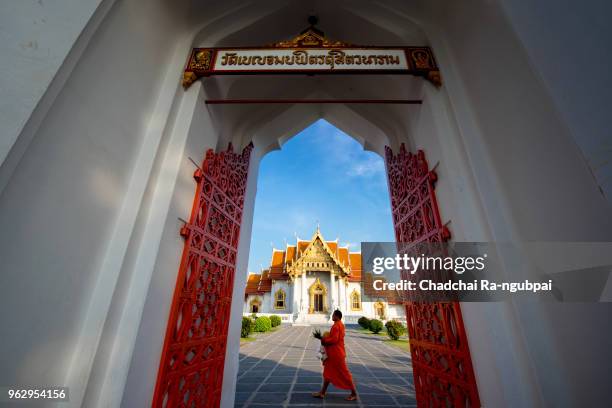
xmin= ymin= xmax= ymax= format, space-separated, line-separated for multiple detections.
xmin=269 ymin=280 xmax=292 ymax=313
xmin=0 ymin=0 xmax=192 ymax=406
xmin=498 ymin=0 xmax=612 ymax=200
xmin=243 ymin=278 xmax=405 ymax=323
xmin=0 ymin=0 xmax=109 ymax=168
xmin=244 ymin=295 xmax=263 ymax=314
xmin=114 ymin=79 xmax=223 ymax=408
xmin=344 ymin=282 xmax=363 ymax=317
xmin=388 ymin=304 xmax=405 ymax=320
xmin=422 ymin=0 xmax=612 ymax=406
xmin=292 ymin=276 xmax=302 ymax=313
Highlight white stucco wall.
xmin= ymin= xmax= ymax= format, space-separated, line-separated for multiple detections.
xmin=0 ymin=1 xmax=192 ymax=406
xmin=425 ymin=1 xmax=612 ymax=406
xmin=245 ymin=294 xmax=262 ymax=313
xmin=498 ymin=0 xmax=612 ymax=200
xmin=270 ymin=280 xmax=291 ymax=313
xmin=292 ymin=276 xmax=302 ymax=313
xmin=116 ymin=81 xmax=221 ymax=407
xmin=344 ymin=282 xmax=363 ymax=317
xmin=243 ymin=277 xmax=404 ymax=322
xmin=0 ymin=0 xmax=108 ymax=168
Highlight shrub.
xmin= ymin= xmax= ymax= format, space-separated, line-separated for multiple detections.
xmin=270 ymin=315 xmax=281 ymax=327
xmin=357 ymin=316 xmax=370 ymax=329
xmin=241 ymin=316 xmax=253 ymax=338
xmin=251 ymin=312 xmax=258 ymax=319
xmin=385 ymin=320 xmax=406 ymax=340
xmin=254 ymin=316 xmax=272 ymax=332
xmin=369 ymin=319 xmax=384 ymax=334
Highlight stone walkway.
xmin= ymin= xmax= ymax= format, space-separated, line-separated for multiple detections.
xmin=235 ymin=325 xmax=416 ymax=407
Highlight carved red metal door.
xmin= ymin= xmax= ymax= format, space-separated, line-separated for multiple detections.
xmin=152 ymin=143 xmax=253 ymax=408
xmin=385 ymin=145 xmax=480 ymax=407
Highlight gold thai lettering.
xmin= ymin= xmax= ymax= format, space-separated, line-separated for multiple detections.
xmin=220 ymin=52 xmax=238 ymax=66
xmin=328 ymin=50 xmax=346 ymax=66
xmin=294 ymin=50 xmax=308 ymax=65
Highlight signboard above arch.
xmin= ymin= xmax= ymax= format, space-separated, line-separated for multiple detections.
xmin=182 ymin=25 xmax=441 ymax=89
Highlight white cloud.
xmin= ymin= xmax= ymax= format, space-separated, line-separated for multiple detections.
xmin=346 ymin=155 xmax=385 ymax=178
xmin=340 ymin=242 xmax=359 ymax=250
xmin=306 ymin=120 xmax=386 ymax=181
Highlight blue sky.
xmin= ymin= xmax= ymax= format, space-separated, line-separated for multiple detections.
xmin=246 ymin=119 xmax=395 ymax=273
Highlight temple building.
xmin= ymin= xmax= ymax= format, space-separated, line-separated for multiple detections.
xmin=244 ymin=227 xmax=405 ymax=324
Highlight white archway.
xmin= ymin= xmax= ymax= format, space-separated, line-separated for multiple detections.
xmin=0 ymin=1 xmax=611 ymax=408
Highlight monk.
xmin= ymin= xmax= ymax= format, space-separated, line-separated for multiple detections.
xmin=312 ymin=310 xmax=357 ymax=401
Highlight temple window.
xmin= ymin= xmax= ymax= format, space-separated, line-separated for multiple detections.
xmin=274 ymin=289 xmax=286 ymax=309
xmin=374 ymin=301 xmax=385 ymax=319
xmin=351 ymin=290 xmax=361 ymax=310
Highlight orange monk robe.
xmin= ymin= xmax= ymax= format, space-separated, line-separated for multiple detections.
xmin=321 ymin=320 xmax=355 ymax=390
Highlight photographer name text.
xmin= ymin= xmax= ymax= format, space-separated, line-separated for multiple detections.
xmin=373 ymin=279 xmax=553 ymax=293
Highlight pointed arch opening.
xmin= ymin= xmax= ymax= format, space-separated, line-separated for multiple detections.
xmin=308 ymin=278 xmax=329 ymax=314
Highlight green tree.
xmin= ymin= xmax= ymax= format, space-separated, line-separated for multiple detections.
xmin=254 ymin=316 xmax=272 ymax=332
xmin=358 ymin=316 xmax=370 ymax=329
xmin=385 ymin=320 xmax=406 ymax=340
xmin=270 ymin=315 xmax=281 ymax=327
xmin=369 ymin=318 xmax=384 ymax=334
xmin=241 ymin=316 xmax=253 ymax=338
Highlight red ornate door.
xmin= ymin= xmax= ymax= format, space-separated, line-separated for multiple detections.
xmin=385 ymin=145 xmax=480 ymax=407
xmin=152 ymin=143 xmax=253 ymax=408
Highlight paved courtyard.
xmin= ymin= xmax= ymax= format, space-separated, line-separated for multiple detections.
xmin=235 ymin=326 xmax=416 ymax=408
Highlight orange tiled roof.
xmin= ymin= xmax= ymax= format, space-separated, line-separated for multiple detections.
xmin=338 ymin=247 xmax=349 ymax=267
xmin=269 ymin=249 xmax=289 ymax=280
xmin=269 ymin=267 xmax=288 ymax=280
xmin=258 ymin=269 xmax=272 ymax=292
xmin=297 ymin=241 xmax=309 ymax=255
xmin=245 ymin=274 xmax=262 ymax=294
xmin=271 ymin=250 xmax=285 ymax=267
xmin=286 ymin=245 xmax=296 ymax=262
xmin=348 ymin=252 xmax=362 ymax=282
xmin=270 ymin=268 xmax=289 ymax=280
xmin=349 ymin=253 xmax=362 ymax=270
xmin=327 ymin=241 xmax=338 ymax=255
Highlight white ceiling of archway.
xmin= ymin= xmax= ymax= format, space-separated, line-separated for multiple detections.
xmin=188 ymin=0 xmax=433 ymax=154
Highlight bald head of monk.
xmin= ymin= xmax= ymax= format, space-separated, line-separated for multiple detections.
xmin=332 ymin=310 xmax=342 ymax=322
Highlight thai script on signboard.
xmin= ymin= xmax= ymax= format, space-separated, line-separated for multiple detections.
xmin=214 ymin=48 xmax=409 ymax=71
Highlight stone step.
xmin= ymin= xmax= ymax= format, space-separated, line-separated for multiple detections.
xmin=293 ymin=313 xmax=332 ymax=326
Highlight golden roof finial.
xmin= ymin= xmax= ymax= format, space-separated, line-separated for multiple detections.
xmin=271 ymin=17 xmax=351 ymax=48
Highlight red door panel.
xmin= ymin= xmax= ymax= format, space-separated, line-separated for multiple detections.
xmin=385 ymin=145 xmax=480 ymax=407
xmin=152 ymin=144 xmax=253 ymax=408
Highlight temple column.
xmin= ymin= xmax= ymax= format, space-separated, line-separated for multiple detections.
xmin=339 ymin=276 xmax=346 ymax=312
xmin=301 ymin=272 xmax=307 ymax=314
xmin=330 ymin=272 xmax=337 ymax=312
